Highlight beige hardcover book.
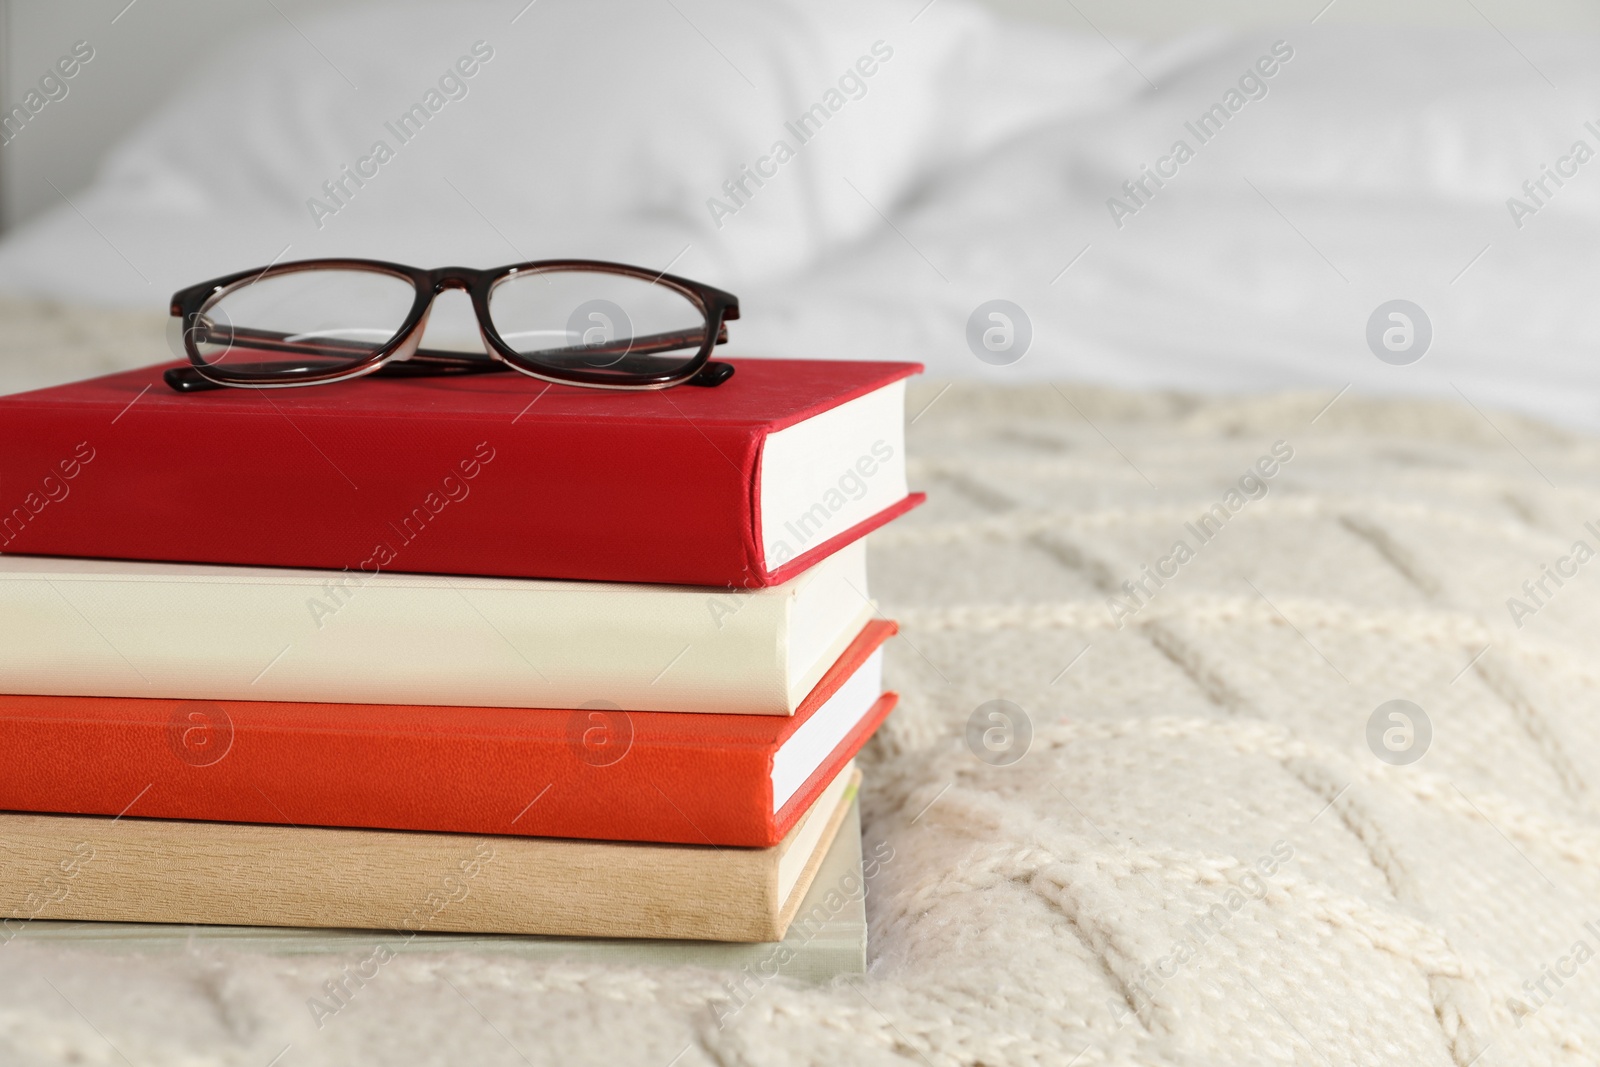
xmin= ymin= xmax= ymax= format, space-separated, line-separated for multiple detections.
xmin=5 ymin=797 xmax=871 ymax=981
xmin=0 ymin=766 xmax=859 ymax=943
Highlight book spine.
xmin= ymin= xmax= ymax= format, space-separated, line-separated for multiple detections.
xmin=0 ymin=696 xmax=781 ymax=846
xmin=0 ymin=809 xmax=801 ymax=940
xmin=0 ymin=691 xmax=895 ymax=847
xmin=0 ymin=401 xmax=769 ymax=587
xmin=0 ymin=569 xmax=799 ymax=713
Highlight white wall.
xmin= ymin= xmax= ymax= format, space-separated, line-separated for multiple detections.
xmin=0 ymin=0 xmax=335 ymax=231
xmin=989 ymin=0 xmax=1598 ymax=33
xmin=2 ymin=0 xmax=1594 ymax=232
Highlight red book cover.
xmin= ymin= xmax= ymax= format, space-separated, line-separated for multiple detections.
xmin=0 ymin=621 xmax=897 ymax=848
xmin=0 ymin=358 xmax=923 ymax=587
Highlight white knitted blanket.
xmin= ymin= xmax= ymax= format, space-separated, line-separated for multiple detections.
xmin=3 ymin=301 xmax=1599 ymax=1066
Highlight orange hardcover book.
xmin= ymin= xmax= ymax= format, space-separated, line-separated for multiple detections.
xmin=0 ymin=621 xmax=895 ymax=848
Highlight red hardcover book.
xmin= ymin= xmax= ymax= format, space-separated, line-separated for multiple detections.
xmin=0 ymin=358 xmax=922 ymax=587
xmin=0 ymin=621 xmax=897 ymax=848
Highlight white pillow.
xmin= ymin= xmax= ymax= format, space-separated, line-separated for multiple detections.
xmin=0 ymin=0 xmax=1132 ymax=305
xmin=1051 ymin=28 xmax=1600 ymax=211
xmin=726 ymin=28 xmax=1600 ymax=431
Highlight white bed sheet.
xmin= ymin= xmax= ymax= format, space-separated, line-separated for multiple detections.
xmin=0 ymin=4 xmax=1595 ymax=429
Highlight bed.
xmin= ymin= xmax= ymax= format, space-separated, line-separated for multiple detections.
xmin=2 ymin=3 xmax=1598 ymax=1063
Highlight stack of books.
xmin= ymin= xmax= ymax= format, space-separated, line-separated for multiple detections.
xmin=0 ymin=357 xmax=921 ymax=968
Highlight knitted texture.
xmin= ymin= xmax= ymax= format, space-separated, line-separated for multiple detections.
xmin=3 ymin=304 xmax=1600 ymax=1065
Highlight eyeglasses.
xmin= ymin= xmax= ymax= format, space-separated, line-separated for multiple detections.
xmin=164 ymin=258 xmax=740 ymax=393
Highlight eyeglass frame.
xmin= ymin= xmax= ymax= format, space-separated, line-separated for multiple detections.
xmin=167 ymin=257 xmax=741 ymax=392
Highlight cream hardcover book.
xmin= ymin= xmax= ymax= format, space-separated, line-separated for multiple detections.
xmin=0 ymin=541 xmax=871 ymax=714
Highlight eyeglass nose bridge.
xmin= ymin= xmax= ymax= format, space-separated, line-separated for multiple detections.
xmin=397 ymin=268 xmax=499 ymax=364
xmin=428 ymin=267 xmax=486 ymax=293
